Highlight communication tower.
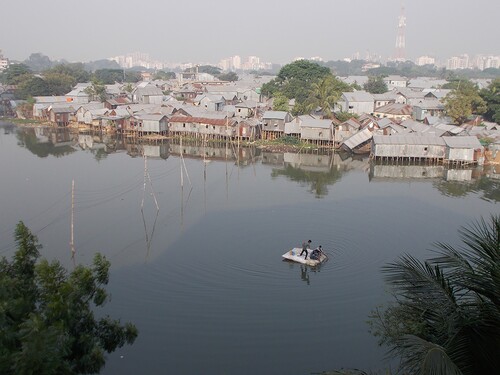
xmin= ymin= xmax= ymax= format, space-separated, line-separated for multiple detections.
xmin=394 ymin=4 xmax=406 ymax=61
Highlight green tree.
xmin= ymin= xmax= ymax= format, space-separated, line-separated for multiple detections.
xmin=261 ymin=60 xmax=331 ymax=102
xmin=1 ymin=64 xmax=32 ymax=85
xmin=272 ymin=92 xmax=289 ymax=111
xmin=334 ymin=111 xmax=358 ymax=123
xmin=152 ymin=71 xmax=176 ymax=80
xmin=480 ymin=78 xmax=500 ymax=123
xmin=124 ymin=71 xmax=142 ymax=83
xmin=304 ymin=76 xmax=351 ymax=118
xmin=0 ymin=222 xmax=138 ymax=374
xmin=16 ymin=76 xmax=49 ymax=99
xmin=218 ymin=71 xmax=239 ymax=82
xmin=84 ymin=79 xmax=107 ymax=102
xmin=196 ymin=65 xmax=222 ymax=76
xmin=444 ymin=81 xmax=487 ymax=124
xmin=24 ymin=53 xmax=54 ymax=72
xmin=363 ymin=76 xmax=388 ymax=94
xmin=44 ymin=72 xmax=76 ymax=95
xmin=46 ymin=63 xmax=90 ymax=83
xmin=93 ymin=69 xmax=125 ymax=84
xmin=369 ymin=215 xmax=500 ymax=375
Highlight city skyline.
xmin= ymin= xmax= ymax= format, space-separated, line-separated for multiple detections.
xmin=1 ymin=0 xmax=498 ymax=65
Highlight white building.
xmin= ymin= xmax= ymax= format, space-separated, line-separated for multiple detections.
xmin=0 ymin=50 xmax=9 ymax=71
xmin=416 ymin=56 xmax=435 ymax=66
xmin=446 ymin=54 xmax=469 ymax=70
xmin=471 ymin=55 xmax=500 ymax=70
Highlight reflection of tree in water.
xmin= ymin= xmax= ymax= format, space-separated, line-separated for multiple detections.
xmin=271 ymin=164 xmax=343 ymax=198
xmin=90 ymin=147 xmax=109 ymax=162
xmin=16 ymin=128 xmax=76 ymax=158
xmin=433 ymin=176 xmax=500 ymax=203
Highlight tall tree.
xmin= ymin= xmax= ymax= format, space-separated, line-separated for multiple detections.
xmin=272 ymin=92 xmax=289 ymax=111
xmin=261 ymin=60 xmax=331 ymax=102
xmin=152 ymin=71 xmax=176 ymax=80
xmin=444 ymin=80 xmax=486 ymax=124
xmin=16 ymin=76 xmax=49 ymax=99
xmin=84 ymin=79 xmax=107 ymax=102
xmin=218 ymin=72 xmax=239 ymax=82
xmin=363 ymin=76 xmax=388 ymax=94
xmin=44 ymin=72 xmax=76 ymax=95
xmin=304 ymin=76 xmax=351 ymax=118
xmin=1 ymin=63 xmax=32 ymax=85
xmin=93 ymin=69 xmax=125 ymax=84
xmin=24 ymin=53 xmax=54 ymax=72
xmin=46 ymin=63 xmax=90 ymax=83
xmin=369 ymin=214 xmax=500 ymax=375
xmin=0 ymin=222 xmax=138 ymax=375
xmin=480 ymin=78 xmax=500 ymax=123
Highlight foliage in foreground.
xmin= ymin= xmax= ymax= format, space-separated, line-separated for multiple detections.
xmin=369 ymin=214 xmax=500 ymax=375
xmin=0 ymin=221 xmax=138 ymax=374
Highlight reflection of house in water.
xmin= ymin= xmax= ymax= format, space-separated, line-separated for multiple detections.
xmin=263 ymin=151 xmax=371 ymax=173
xmin=284 ymin=153 xmax=332 ymax=173
xmin=445 ymin=169 xmax=473 ymax=182
xmin=34 ymin=127 xmax=50 ymax=143
xmin=370 ymin=164 xmax=474 ymax=182
xmin=79 ymin=134 xmax=106 ymax=151
xmin=34 ymin=127 xmax=74 ymax=147
xmin=262 ymin=152 xmax=285 ymax=166
xmin=169 ymin=142 xmax=233 ymax=161
xmin=78 ymin=134 xmax=127 ymax=154
xmin=141 ymin=144 xmax=169 ymax=159
xmin=125 ymin=142 xmax=169 ymax=159
xmin=167 ymin=142 xmax=258 ymax=164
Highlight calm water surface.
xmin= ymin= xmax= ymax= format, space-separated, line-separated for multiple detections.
xmin=0 ymin=123 xmax=498 ymax=375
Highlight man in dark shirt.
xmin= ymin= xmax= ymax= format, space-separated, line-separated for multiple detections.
xmin=300 ymin=240 xmax=311 ymax=260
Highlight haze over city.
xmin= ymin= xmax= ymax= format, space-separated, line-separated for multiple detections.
xmin=1 ymin=0 xmax=499 ymax=65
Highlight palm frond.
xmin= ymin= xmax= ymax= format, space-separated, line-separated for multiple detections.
xmin=394 ymin=335 xmax=463 ymax=375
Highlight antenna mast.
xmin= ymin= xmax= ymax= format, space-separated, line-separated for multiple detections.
xmin=394 ymin=3 xmax=406 ymax=61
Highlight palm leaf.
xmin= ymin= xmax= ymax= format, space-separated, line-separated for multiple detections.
xmin=394 ymin=335 xmax=463 ymax=375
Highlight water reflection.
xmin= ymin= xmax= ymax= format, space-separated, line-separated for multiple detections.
xmin=270 ymin=152 xmax=365 ymax=198
xmin=16 ymin=127 xmax=77 ymax=158
xmin=434 ymin=174 xmax=500 ymax=202
xmin=368 ymin=162 xmax=500 ymax=202
xmin=11 ymin=126 xmax=500 ymax=202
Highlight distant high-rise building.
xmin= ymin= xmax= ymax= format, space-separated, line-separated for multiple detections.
xmin=393 ymin=4 xmax=406 ymax=61
xmin=232 ymin=55 xmax=241 ymax=70
xmin=446 ymin=54 xmax=469 ymax=70
xmin=416 ymin=56 xmax=435 ymax=66
xmin=0 ymin=50 xmax=9 ymax=71
xmin=470 ymin=55 xmax=500 ymax=70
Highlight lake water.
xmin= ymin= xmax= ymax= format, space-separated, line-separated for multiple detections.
xmin=0 ymin=122 xmax=498 ymax=375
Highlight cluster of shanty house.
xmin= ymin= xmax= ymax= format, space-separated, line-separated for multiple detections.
xmin=24 ymin=74 xmax=500 ymax=165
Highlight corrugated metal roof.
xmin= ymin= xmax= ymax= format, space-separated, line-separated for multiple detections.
xmin=373 ymin=135 xmax=446 ymax=145
xmin=342 ymin=91 xmax=374 ymax=102
xmin=401 ymin=119 xmax=430 ymax=132
xmin=376 ymin=118 xmax=395 ymax=128
xmin=135 ymin=86 xmax=163 ymax=96
xmin=434 ymin=124 xmax=464 ymax=135
xmin=262 ymin=111 xmax=289 ymax=120
xmin=413 ymin=99 xmax=444 ymax=110
xmin=169 ymin=116 xmax=235 ymax=126
xmin=136 ymin=114 xmax=167 ymax=121
xmin=443 ymin=136 xmax=482 ymax=149
xmin=343 ymin=128 xmax=373 ymax=149
xmin=374 ymin=103 xmax=413 ymax=115
xmin=298 ymin=118 xmax=332 ymax=129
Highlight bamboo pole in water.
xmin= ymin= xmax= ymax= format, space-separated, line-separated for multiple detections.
xmin=70 ymin=179 xmax=75 ymax=259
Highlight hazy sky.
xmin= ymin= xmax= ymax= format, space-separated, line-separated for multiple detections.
xmin=1 ymin=0 xmax=499 ymax=64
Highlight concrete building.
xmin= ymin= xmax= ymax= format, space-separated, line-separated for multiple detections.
xmin=338 ymin=91 xmax=374 ymax=115
xmin=0 ymin=50 xmax=9 ymax=71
